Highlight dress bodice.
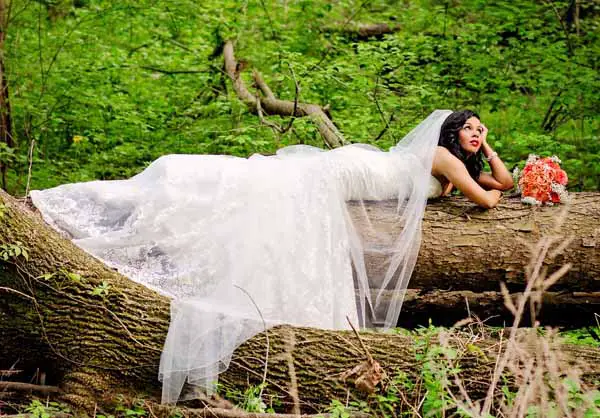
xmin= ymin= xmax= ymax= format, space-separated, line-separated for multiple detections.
xmin=279 ymin=144 xmax=442 ymax=201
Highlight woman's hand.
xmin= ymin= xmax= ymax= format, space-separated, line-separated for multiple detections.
xmin=478 ymin=125 xmax=513 ymax=191
xmin=480 ymin=124 xmax=489 ymax=146
xmin=486 ymin=189 xmax=502 ymax=208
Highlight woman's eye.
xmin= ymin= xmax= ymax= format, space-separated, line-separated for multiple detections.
xmin=463 ymin=126 xmax=471 ymax=130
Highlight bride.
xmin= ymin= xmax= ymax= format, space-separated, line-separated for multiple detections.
xmin=29 ymin=109 xmax=513 ymax=403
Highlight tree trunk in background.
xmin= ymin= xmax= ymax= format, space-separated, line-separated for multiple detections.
xmin=0 ymin=0 xmax=14 ymax=190
xmin=1 ymin=190 xmax=599 ymax=411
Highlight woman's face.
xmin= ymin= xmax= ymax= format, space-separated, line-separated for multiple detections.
xmin=458 ymin=116 xmax=483 ymax=155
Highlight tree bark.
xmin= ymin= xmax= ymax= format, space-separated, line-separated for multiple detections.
xmin=394 ymin=289 xmax=600 ymax=328
xmin=217 ymin=325 xmax=600 ymax=414
xmin=0 ymin=0 xmax=15 ymax=190
xmin=0 ymin=190 xmax=171 ymax=407
xmin=1 ymin=189 xmax=599 ymax=412
xmin=356 ymin=194 xmax=600 ymax=293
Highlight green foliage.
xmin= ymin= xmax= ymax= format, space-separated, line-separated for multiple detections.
xmin=560 ymin=326 xmax=600 ymax=347
xmin=114 ymin=399 xmax=147 ymax=417
xmin=238 ymin=383 xmax=274 ymax=413
xmin=221 ymin=382 xmax=282 ymax=413
xmin=327 ymin=399 xmax=353 ymax=418
xmin=410 ymin=325 xmax=460 ymax=416
xmin=91 ymin=279 xmax=111 ymax=297
xmin=0 ymin=0 xmax=597 ymax=193
xmin=0 ymin=241 xmax=29 ymax=261
xmin=24 ymin=399 xmax=70 ymax=418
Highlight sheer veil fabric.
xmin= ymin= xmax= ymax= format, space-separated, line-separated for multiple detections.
xmin=29 ymin=109 xmax=452 ymax=403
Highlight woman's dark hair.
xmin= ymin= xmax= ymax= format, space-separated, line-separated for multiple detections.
xmin=438 ymin=110 xmax=484 ymax=180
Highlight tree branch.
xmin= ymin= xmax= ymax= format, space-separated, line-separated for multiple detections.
xmin=323 ymin=23 xmax=401 ymax=40
xmin=223 ymin=41 xmax=347 ymax=148
xmin=252 ymin=70 xmax=275 ymax=99
xmin=0 ymin=381 xmax=60 ymax=393
xmin=139 ymin=66 xmax=205 ymax=75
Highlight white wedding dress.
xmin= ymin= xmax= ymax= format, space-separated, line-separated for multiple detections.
xmin=29 ymin=109 xmax=451 ymax=403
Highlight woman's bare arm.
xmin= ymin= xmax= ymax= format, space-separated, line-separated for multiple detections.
xmin=432 ymin=147 xmax=502 ymax=208
xmin=477 ymin=129 xmax=513 ymax=191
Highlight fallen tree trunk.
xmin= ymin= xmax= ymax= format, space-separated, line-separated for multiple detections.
xmin=359 ymin=194 xmax=600 ymax=293
xmin=218 ymin=325 xmax=600 ymax=414
xmin=1 ymin=190 xmax=599 ymax=412
xmin=396 ymin=289 xmax=600 ymax=328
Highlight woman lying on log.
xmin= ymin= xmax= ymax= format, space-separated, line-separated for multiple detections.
xmin=29 ymin=109 xmax=513 ymax=403
xmin=433 ymin=109 xmax=513 ymax=207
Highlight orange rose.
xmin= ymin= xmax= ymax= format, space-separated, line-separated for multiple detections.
xmin=554 ymin=169 xmax=568 ymax=185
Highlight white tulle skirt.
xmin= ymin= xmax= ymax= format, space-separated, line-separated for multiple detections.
xmin=30 ymin=110 xmax=451 ymax=403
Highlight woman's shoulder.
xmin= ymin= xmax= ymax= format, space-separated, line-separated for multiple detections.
xmin=433 ymin=146 xmax=463 ymax=168
xmin=434 ymin=145 xmax=453 ymax=158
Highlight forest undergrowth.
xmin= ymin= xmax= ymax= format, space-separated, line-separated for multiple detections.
xmin=0 ymin=0 xmax=599 ymax=192
xmin=1 ymin=207 xmax=599 ymax=418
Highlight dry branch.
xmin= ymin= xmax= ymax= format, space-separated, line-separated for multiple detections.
xmin=0 ymin=381 xmax=60 ymax=393
xmin=150 ymin=404 xmax=370 ymax=418
xmin=323 ymin=23 xmax=401 ymax=39
xmin=223 ymin=41 xmax=347 ymax=148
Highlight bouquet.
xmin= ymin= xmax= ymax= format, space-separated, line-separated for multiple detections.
xmin=515 ymin=155 xmax=568 ymax=205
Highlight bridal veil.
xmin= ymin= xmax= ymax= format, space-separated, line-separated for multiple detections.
xmin=29 ymin=109 xmax=452 ymax=403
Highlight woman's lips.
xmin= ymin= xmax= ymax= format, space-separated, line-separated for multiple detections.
xmin=469 ymin=140 xmax=479 ymax=147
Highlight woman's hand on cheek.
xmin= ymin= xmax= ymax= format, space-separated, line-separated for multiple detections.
xmin=481 ymin=124 xmax=489 ymax=146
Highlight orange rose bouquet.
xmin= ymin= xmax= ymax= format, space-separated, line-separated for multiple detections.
xmin=515 ymin=155 xmax=568 ymax=205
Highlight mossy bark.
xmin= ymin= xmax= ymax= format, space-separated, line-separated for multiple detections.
xmin=218 ymin=325 xmax=600 ymax=413
xmin=1 ymin=190 xmax=599 ymax=412
xmin=0 ymin=190 xmax=170 ymax=407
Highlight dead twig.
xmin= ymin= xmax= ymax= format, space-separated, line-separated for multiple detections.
xmin=234 ymin=285 xmax=269 ymax=401
xmin=0 ymin=381 xmax=60 ymax=393
xmin=339 ymin=316 xmax=384 ymax=394
xmin=24 ymin=139 xmax=35 ymax=198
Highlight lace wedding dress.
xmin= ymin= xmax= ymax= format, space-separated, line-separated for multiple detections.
xmin=30 ymin=109 xmax=451 ymax=403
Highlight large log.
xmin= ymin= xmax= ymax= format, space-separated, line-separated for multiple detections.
xmin=357 ymin=193 xmax=600 ymax=326
xmin=1 ymin=189 xmax=599 ymax=412
xmin=393 ymin=289 xmax=600 ymax=328
xmin=358 ymin=194 xmax=600 ymax=293
xmin=218 ymin=325 xmax=600 ymax=414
